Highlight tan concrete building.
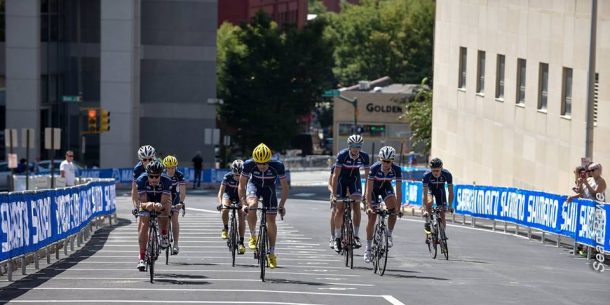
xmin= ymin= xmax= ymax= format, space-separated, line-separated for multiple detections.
xmin=332 ymin=82 xmax=421 ymax=163
xmin=432 ymin=0 xmax=609 ymax=193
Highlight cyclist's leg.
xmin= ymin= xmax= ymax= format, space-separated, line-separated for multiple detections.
xmin=221 ymin=197 xmax=230 ymax=238
xmin=329 ymin=200 xmax=336 ymax=247
xmin=246 ymin=183 xmax=259 ymax=249
xmin=171 ymin=207 xmax=180 ymax=248
xmin=333 ymin=181 xmax=346 ymax=238
xmin=138 ymin=213 xmax=151 ymax=262
xmin=364 ymin=192 xmax=379 ymax=262
xmin=264 ymin=187 xmax=279 ymax=252
xmin=350 ymin=179 xmax=362 ymax=240
xmin=423 ymin=195 xmax=434 ymax=233
xmin=237 ymin=201 xmax=246 ymax=246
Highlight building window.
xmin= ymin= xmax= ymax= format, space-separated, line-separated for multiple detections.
xmin=538 ymin=63 xmax=549 ymax=111
xmin=0 ymin=0 xmax=5 ymax=42
xmin=516 ymin=58 xmax=526 ymax=105
xmin=495 ymin=54 xmax=505 ymax=99
xmin=476 ymin=51 xmax=485 ymax=94
xmin=561 ymin=68 xmax=572 ymax=116
xmin=458 ymin=47 xmax=467 ymax=89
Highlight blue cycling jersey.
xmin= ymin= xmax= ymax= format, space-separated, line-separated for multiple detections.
xmin=334 ymin=149 xmax=370 ymax=180
xmin=242 ymin=159 xmax=285 ymax=188
xmin=222 ymin=172 xmax=240 ymax=198
xmin=367 ymin=161 xmax=402 ymax=189
xmin=422 ymin=169 xmax=453 ymax=205
xmin=167 ymin=170 xmax=185 ymax=204
xmin=136 ymin=173 xmax=172 ymax=203
xmin=133 ymin=161 xmax=145 ymax=181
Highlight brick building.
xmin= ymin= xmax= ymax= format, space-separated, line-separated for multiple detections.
xmin=218 ymin=0 xmax=307 ymax=28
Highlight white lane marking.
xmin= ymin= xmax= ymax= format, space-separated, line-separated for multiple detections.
xmin=81 ymin=247 xmax=328 ymax=252
xmin=35 ymin=277 xmax=371 ymax=286
xmin=57 ymin=257 xmax=341 ymax=263
xmin=0 ymin=301 xmax=324 ymax=305
xmin=187 ymin=207 xmax=225 ymax=214
xmin=44 ymin=268 xmax=361 ymax=277
xmin=14 ymin=288 xmax=399 ymax=304
xmin=72 ymin=252 xmax=339 ymax=258
xmin=382 ymin=295 xmax=407 ymax=305
xmin=293 ymin=193 xmax=315 ymax=197
xmin=82 ymin=245 xmax=321 ymax=249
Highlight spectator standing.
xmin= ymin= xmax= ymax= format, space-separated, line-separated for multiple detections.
xmin=16 ymin=159 xmax=28 ymax=174
xmin=192 ymin=151 xmax=203 ymax=189
xmin=566 ymin=165 xmax=586 ymax=202
xmin=583 ymin=163 xmax=606 ymax=202
xmin=60 ymin=150 xmax=76 ymax=186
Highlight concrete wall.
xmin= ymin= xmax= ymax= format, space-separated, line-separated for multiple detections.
xmin=432 ymin=0 xmax=610 ymax=194
xmin=140 ymin=0 xmax=217 ymax=167
xmin=5 ymin=0 xmax=40 ymax=159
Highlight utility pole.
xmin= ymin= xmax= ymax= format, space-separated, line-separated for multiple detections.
xmin=585 ymin=0 xmax=597 ymax=158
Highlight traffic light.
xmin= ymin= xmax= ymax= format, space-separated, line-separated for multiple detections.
xmin=87 ymin=109 xmax=98 ymax=131
xmin=100 ymin=109 xmax=110 ymax=132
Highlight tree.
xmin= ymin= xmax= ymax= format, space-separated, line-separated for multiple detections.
xmin=217 ymin=12 xmax=335 ymax=154
xmin=326 ymin=0 xmax=435 ymax=86
xmin=400 ymin=78 xmax=432 ymax=155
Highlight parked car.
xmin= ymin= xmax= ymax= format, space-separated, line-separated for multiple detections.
xmin=36 ymin=159 xmax=86 ymax=174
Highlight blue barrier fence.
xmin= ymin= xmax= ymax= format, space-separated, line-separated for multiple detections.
xmin=0 ymin=180 xmax=117 ymax=262
xmin=80 ymin=168 xmax=291 ymax=185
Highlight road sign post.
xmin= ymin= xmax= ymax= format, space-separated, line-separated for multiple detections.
xmin=323 ymin=89 xmax=358 ymax=133
xmin=23 ymin=128 xmax=35 ymax=190
xmin=45 ymin=128 xmax=61 ymax=188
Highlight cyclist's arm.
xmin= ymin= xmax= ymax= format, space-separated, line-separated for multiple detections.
xmin=365 ymin=179 xmax=374 ymax=209
xmin=447 ymin=184 xmax=454 ymax=210
xmin=161 ymin=193 xmax=171 ymax=210
xmin=396 ymin=179 xmax=403 ymax=207
xmin=131 ymin=181 xmax=139 ymax=208
xmin=279 ymin=177 xmax=289 ymax=208
xmin=138 ymin=192 xmax=148 ymax=209
xmin=327 ymin=174 xmax=333 ymax=193
xmin=331 ymin=167 xmax=341 ymax=198
xmin=179 ymin=183 xmax=186 ymax=202
xmin=423 ymin=185 xmax=429 ymax=207
xmin=238 ymin=175 xmax=248 ymax=204
xmin=362 ymin=167 xmax=370 ymax=197
xmin=218 ymin=184 xmax=226 ymax=204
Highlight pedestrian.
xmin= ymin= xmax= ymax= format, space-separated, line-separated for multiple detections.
xmin=60 ymin=150 xmax=76 ymax=186
xmin=566 ymin=165 xmax=586 ymax=203
xmin=192 ymin=151 xmax=203 ymax=189
xmin=583 ymin=163 xmax=606 ymax=202
xmin=15 ymin=159 xmax=27 ymax=174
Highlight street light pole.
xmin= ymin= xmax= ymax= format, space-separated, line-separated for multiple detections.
xmin=585 ymin=0 xmax=597 ymax=159
xmin=337 ymin=95 xmax=358 ymax=132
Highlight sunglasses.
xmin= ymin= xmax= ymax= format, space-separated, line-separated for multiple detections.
xmin=256 ymin=162 xmax=269 ymax=166
xmin=148 ymin=175 xmax=160 ymax=179
xmin=67 ymin=155 xmax=74 ymax=157
xmin=142 ymin=158 xmax=153 ymax=162
xmin=381 ymin=160 xmax=392 ymax=163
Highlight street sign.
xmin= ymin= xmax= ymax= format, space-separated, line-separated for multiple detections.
xmin=62 ymin=95 xmax=82 ymax=103
xmin=7 ymin=153 xmax=17 ymax=169
xmin=4 ymin=129 xmax=18 ymax=148
xmin=44 ymin=128 xmax=61 ymax=150
xmin=22 ymin=128 xmax=35 ymax=148
xmin=322 ymin=89 xmax=340 ymax=97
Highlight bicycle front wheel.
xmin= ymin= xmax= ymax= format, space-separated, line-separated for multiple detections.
xmin=258 ymin=227 xmax=267 ymax=282
xmin=377 ymin=230 xmax=388 ymax=276
xmin=166 ymin=221 xmax=172 ymax=265
xmin=371 ymin=225 xmax=379 ymax=273
xmin=342 ymin=218 xmax=354 ymax=269
xmin=432 ymin=225 xmax=439 ymax=259
xmin=147 ymin=225 xmax=159 ymax=283
xmin=230 ymin=211 xmax=237 ymax=267
xmin=439 ymin=224 xmax=449 ymax=260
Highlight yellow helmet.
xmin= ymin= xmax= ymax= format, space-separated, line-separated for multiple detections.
xmin=252 ymin=143 xmax=272 ymax=163
xmin=162 ymin=155 xmax=178 ymax=168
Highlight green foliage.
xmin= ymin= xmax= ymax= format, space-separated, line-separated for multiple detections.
xmin=308 ymin=0 xmax=328 ymax=14
xmin=217 ymin=12 xmax=335 ymax=154
xmin=400 ymin=78 xmax=432 ymax=154
xmin=326 ymin=0 xmax=435 ymax=86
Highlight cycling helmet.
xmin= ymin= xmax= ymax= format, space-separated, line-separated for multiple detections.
xmin=252 ymin=143 xmax=272 ymax=163
xmin=347 ymin=134 xmax=363 ymax=147
xmin=146 ymin=160 xmax=164 ymax=175
xmin=430 ymin=158 xmax=443 ymax=168
xmin=231 ymin=159 xmax=244 ymax=174
xmin=162 ymin=155 xmax=178 ymax=168
xmin=138 ymin=145 xmax=156 ymax=160
xmin=378 ymin=146 xmax=396 ymax=161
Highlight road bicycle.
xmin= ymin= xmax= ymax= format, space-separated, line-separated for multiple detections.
xmin=221 ymin=200 xmax=242 ymax=267
xmin=426 ymin=206 xmax=449 ymax=260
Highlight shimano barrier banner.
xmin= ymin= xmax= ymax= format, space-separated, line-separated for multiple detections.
xmin=454 ymin=184 xmax=609 ymax=252
xmin=401 ymin=181 xmax=423 ymax=207
xmin=0 ymin=180 xmax=116 ymax=262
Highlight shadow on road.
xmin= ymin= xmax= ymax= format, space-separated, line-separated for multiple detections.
xmin=170 ymin=262 xmax=218 ymax=266
xmin=157 ymin=273 xmax=208 ymax=279
xmin=0 ymin=217 xmax=131 ymax=300
xmin=154 ymin=278 xmax=211 ymax=285
xmin=266 ymin=278 xmax=329 ymax=286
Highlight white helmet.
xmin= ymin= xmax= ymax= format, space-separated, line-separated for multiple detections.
xmin=347 ymin=134 xmax=363 ymax=146
xmin=231 ymin=159 xmax=244 ymax=174
xmin=378 ymin=146 xmax=396 ymax=161
xmin=138 ymin=145 xmax=156 ymax=160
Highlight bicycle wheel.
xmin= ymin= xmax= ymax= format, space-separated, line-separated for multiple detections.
xmin=148 ymin=225 xmax=158 ymax=283
xmin=377 ymin=229 xmax=388 ymax=276
xmin=166 ymin=220 xmax=172 ymax=265
xmin=230 ymin=210 xmax=237 ymax=267
xmin=439 ymin=223 xmax=449 ymax=260
xmin=371 ymin=225 xmax=379 ymax=273
xmin=431 ymin=223 xmax=439 ymax=259
xmin=258 ymin=226 xmax=267 ymax=282
xmin=342 ymin=218 xmax=353 ymax=268
xmin=426 ymin=233 xmax=435 ymax=258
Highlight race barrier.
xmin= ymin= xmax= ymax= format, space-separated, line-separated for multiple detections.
xmin=0 ymin=180 xmax=117 ymax=263
xmin=454 ymin=184 xmax=608 ymax=252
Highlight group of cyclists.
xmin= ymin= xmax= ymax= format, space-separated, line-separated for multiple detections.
xmin=131 ymin=135 xmax=453 ymax=271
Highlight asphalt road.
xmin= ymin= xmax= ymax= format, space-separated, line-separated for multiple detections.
xmin=1 ymin=186 xmax=609 ymax=305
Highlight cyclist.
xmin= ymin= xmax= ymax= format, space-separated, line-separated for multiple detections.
xmin=162 ymin=155 xmax=186 ymax=255
xmin=330 ymin=134 xmax=370 ymax=252
xmin=422 ymin=158 xmax=454 ymax=235
xmin=132 ymin=145 xmax=156 ymax=214
xmin=364 ymin=146 xmax=403 ymax=263
xmin=328 ymin=165 xmax=336 ymax=248
xmin=238 ymin=143 xmax=288 ymax=269
xmin=217 ymin=159 xmax=246 ymax=255
xmin=135 ymin=160 xmax=172 ymax=271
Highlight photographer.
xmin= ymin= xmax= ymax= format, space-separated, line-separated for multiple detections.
xmin=566 ymin=165 xmax=586 ymax=203
xmin=583 ymin=163 xmax=606 ymax=202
